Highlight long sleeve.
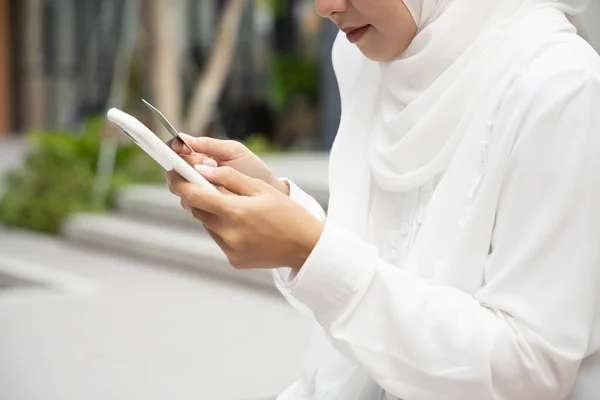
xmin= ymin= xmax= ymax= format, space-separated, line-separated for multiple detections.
xmin=272 ymin=178 xmax=327 ymax=317
xmin=277 ymin=68 xmax=600 ymax=397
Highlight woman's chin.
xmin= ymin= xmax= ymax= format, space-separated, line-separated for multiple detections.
xmin=354 ymin=36 xmax=406 ymax=62
xmin=357 ymin=45 xmax=401 ymax=62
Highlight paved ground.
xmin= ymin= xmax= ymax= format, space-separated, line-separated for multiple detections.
xmin=0 ymin=227 xmax=313 ymax=400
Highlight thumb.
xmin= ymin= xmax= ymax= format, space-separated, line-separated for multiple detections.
xmin=167 ymin=134 xmax=199 ymax=155
xmin=195 ymin=165 xmax=260 ymax=197
xmin=167 ymin=137 xmax=193 ymax=155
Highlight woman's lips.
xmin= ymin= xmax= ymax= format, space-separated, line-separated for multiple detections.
xmin=343 ymin=25 xmax=370 ymax=43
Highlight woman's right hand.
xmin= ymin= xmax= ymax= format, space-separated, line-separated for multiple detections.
xmin=167 ymin=134 xmax=290 ymax=196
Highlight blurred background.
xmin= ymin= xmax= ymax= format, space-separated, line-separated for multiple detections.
xmin=0 ymin=1 xmax=598 ymax=400
xmin=0 ymin=1 xmax=336 ymax=399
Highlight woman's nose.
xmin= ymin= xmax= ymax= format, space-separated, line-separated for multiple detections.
xmin=315 ymin=0 xmax=348 ymax=18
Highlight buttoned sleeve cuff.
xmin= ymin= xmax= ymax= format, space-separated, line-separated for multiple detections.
xmin=277 ymin=221 xmax=378 ymax=324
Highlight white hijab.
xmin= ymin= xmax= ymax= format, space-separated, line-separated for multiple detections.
xmin=328 ymin=0 xmax=590 ymax=285
xmin=316 ymin=2 xmax=590 ymax=397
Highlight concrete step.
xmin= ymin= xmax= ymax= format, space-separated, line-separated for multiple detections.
xmin=63 ymin=213 xmax=278 ymax=294
xmin=116 ymin=184 xmax=200 ymax=230
xmin=64 ymin=153 xmax=330 ymax=293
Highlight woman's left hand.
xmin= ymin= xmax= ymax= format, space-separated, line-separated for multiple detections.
xmin=166 ymin=165 xmax=324 ymax=272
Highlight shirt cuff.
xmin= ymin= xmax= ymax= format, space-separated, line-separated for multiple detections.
xmin=279 ymin=221 xmax=378 ymax=324
xmin=271 ymin=178 xmax=326 ymax=312
xmin=280 ymin=178 xmax=327 ymax=222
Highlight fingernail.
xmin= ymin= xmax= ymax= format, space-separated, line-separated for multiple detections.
xmin=202 ymin=158 xmax=218 ymax=167
xmin=195 ymin=164 xmax=214 ymax=177
xmin=171 ymin=140 xmax=181 ymax=151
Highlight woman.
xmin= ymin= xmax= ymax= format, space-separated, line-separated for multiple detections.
xmin=166 ymin=1 xmax=600 ymax=399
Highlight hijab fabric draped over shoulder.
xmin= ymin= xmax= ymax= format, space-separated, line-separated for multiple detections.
xmin=328 ymin=0 xmax=590 ymax=291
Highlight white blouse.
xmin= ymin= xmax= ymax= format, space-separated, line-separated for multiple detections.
xmin=273 ymin=34 xmax=600 ymax=400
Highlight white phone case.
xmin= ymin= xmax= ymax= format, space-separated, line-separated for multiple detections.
xmin=106 ymin=108 xmax=219 ymax=194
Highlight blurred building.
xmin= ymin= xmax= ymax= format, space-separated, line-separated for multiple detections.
xmin=0 ymin=0 xmax=340 ymax=150
xmin=2 ymin=0 xmax=262 ymax=133
xmin=0 ymin=0 xmax=10 ymax=137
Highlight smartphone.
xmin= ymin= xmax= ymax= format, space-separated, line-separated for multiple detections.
xmin=106 ymin=108 xmax=219 ymax=194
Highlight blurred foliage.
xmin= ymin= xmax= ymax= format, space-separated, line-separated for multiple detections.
xmin=124 ymin=57 xmax=148 ymax=114
xmin=0 ymin=117 xmax=163 ymax=234
xmin=270 ymin=0 xmax=288 ymax=17
xmin=268 ymin=52 xmax=319 ymax=112
xmin=243 ymin=133 xmax=280 ymax=154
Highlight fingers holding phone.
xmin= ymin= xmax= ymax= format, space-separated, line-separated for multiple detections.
xmin=166 ymin=135 xmax=220 ymax=170
xmin=176 ymin=153 xmax=235 ymax=195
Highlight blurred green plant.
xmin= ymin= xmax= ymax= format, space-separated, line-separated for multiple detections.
xmin=243 ymin=133 xmax=280 ymax=154
xmin=270 ymin=0 xmax=287 ymax=16
xmin=268 ymin=52 xmax=319 ymax=111
xmin=0 ymin=117 xmax=163 ymax=234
